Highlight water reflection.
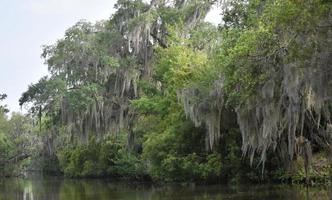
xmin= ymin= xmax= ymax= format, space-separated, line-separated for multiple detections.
xmin=23 ymin=184 xmax=33 ymax=200
xmin=0 ymin=178 xmax=331 ymax=200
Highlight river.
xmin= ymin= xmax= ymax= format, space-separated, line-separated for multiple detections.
xmin=0 ymin=177 xmax=331 ymax=200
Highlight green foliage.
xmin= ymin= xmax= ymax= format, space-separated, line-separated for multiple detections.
xmin=0 ymin=132 xmax=13 ymax=175
xmin=58 ymin=135 xmax=145 ymax=178
xmin=148 ymin=152 xmax=222 ymax=182
xmin=0 ymin=94 xmax=9 ymax=113
xmin=274 ymin=153 xmax=332 ymax=184
xmin=0 ymin=112 xmax=35 ymax=177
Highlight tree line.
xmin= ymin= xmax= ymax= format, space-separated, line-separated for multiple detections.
xmin=1 ymin=0 xmax=331 ymax=184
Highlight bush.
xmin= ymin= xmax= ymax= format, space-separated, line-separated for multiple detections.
xmin=57 ymin=135 xmax=145 ymax=178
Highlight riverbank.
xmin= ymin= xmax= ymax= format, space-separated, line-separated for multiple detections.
xmin=13 ymin=150 xmax=330 ymax=186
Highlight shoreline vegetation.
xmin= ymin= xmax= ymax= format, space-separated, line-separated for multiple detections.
xmin=1 ymin=0 xmax=332 ymax=186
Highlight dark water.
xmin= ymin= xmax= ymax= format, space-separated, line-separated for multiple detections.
xmin=0 ymin=177 xmax=331 ymax=200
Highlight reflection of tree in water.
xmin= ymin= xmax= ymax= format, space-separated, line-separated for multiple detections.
xmin=0 ymin=178 xmax=61 ymax=200
xmin=57 ymin=180 xmax=332 ymax=200
xmin=0 ymin=178 xmax=30 ymax=200
xmin=23 ymin=183 xmax=33 ymax=200
xmin=29 ymin=177 xmax=62 ymax=200
xmin=1 ymin=178 xmax=332 ymax=200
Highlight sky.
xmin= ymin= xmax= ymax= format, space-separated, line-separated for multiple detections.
xmin=0 ymin=0 xmax=221 ymax=114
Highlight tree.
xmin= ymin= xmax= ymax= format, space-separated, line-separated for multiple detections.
xmin=0 ymin=93 xmax=9 ymax=114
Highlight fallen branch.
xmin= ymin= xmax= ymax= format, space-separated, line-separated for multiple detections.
xmin=0 ymin=153 xmax=30 ymax=166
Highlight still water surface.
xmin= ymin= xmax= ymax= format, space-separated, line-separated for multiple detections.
xmin=0 ymin=177 xmax=331 ymax=200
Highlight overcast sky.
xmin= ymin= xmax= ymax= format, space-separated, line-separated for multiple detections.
xmin=0 ymin=0 xmax=221 ymax=114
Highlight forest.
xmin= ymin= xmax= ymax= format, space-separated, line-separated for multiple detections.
xmin=1 ymin=0 xmax=331 ymax=185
